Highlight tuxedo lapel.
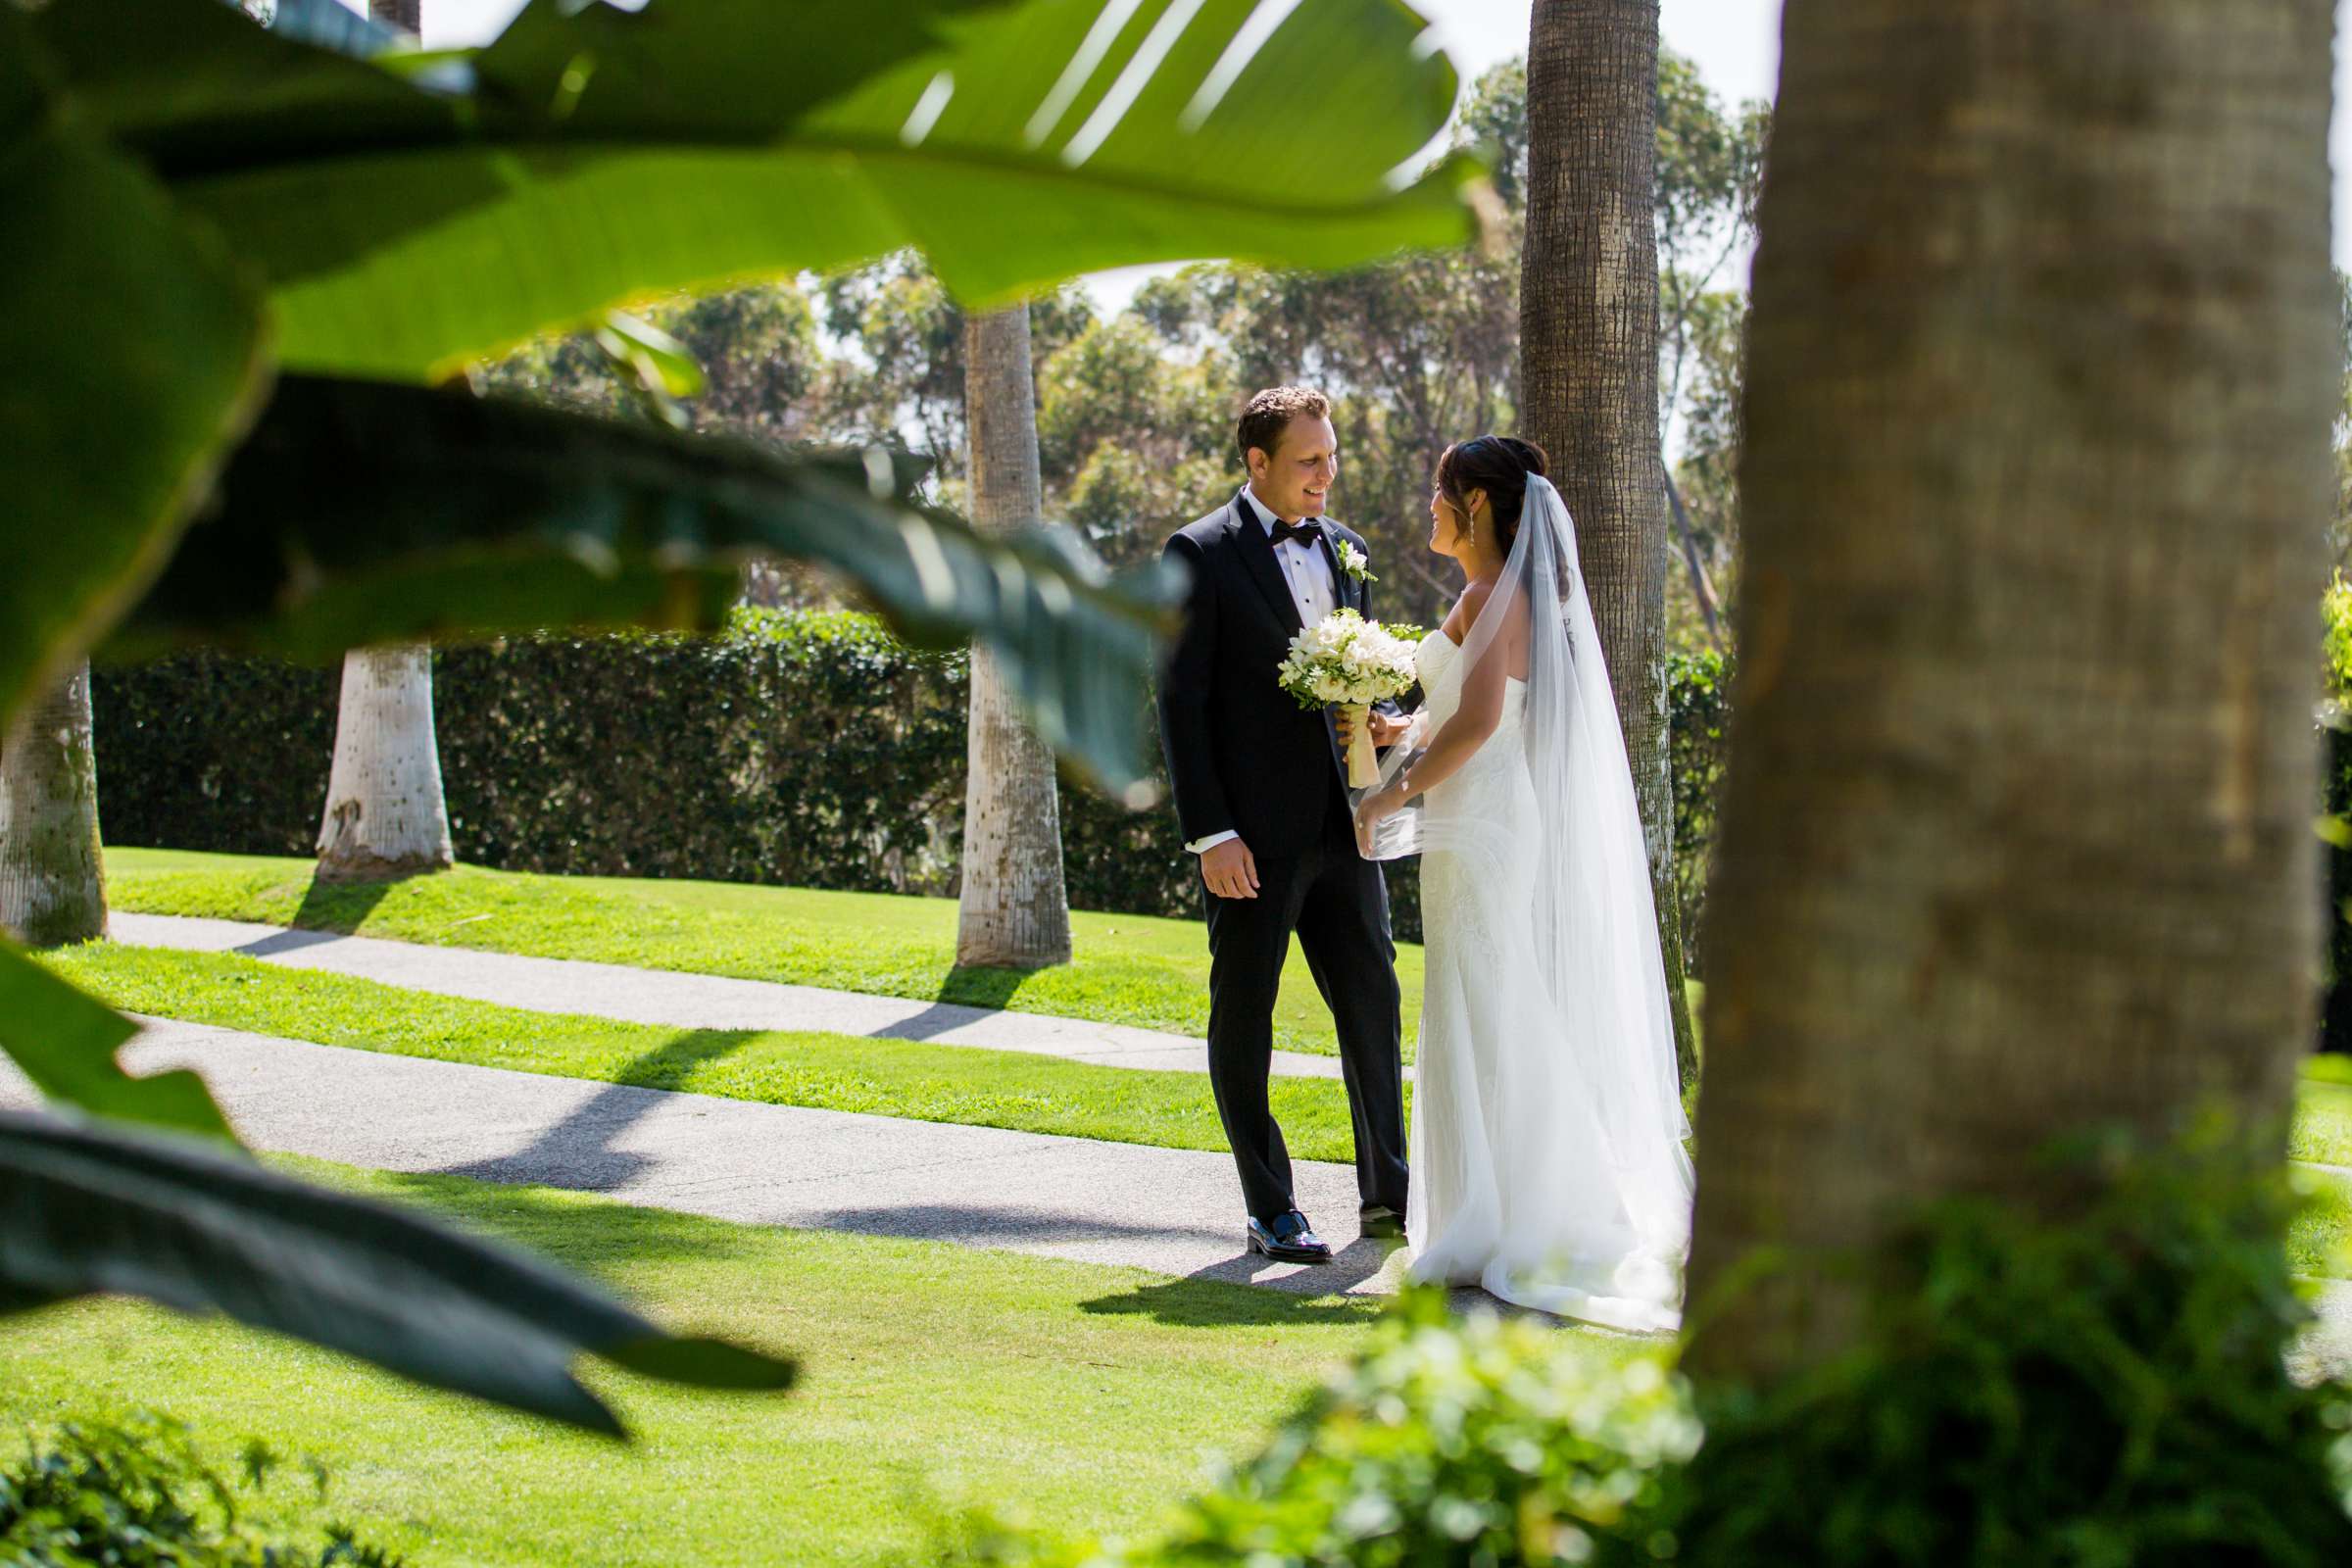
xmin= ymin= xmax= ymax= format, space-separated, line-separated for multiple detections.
xmin=1229 ymin=496 xmax=1303 ymax=634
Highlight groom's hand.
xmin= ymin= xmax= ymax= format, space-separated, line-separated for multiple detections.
xmin=1200 ymin=838 xmax=1260 ymax=900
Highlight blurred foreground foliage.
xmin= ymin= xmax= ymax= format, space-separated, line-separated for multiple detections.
xmin=0 ymin=1412 xmax=402 ymax=1568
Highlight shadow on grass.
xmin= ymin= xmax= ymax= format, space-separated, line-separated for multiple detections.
xmin=424 ymin=1027 xmax=756 ymax=1196
xmin=1078 ymin=1241 xmax=1403 ymax=1327
xmin=374 ymin=1165 xmax=768 ymax=1276
xmin=936 ymin=964 xmax=1046 ymax=1011
xmin=289 ymin=872 xmax=398 ymax=933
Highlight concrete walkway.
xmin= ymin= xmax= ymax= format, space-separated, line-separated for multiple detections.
xmin=112 ymin=912 xmax=1357 ymax=1081
xmin=7 ymin=1014 xmax=1409 ymax=1300
xmin=13 ymin=1005 xmax=2349 ymax=1371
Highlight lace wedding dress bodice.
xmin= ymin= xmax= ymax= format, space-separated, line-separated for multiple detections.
xmin=1403 ymin=630 xmax=1687 ymax=1333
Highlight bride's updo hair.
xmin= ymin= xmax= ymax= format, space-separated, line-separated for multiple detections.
xmin=1436 ymin=435 xmax=1550 ymax=556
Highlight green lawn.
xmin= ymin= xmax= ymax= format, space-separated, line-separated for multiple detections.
xmin=104 ymin=848 xmax=1422 ymax=1061
xmin=2293 ymin=1164 xmax=2352 ymax=1281
xmin=2298 ymin=1074 xmax=2352 ymax=1167
xmin=0 ymin=1158 xmax=1490 ymax=1567
xmin=46 ymin=944 xmax=1373 ymax=1165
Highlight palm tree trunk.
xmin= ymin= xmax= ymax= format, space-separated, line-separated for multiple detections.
xmin=0 ymin=663 xmax=107 ymax=947
xmin=1686 ymin=0 xmax=2335 ymax=1378
xmin=317 ymin=645 xmax=455 ymax=884
xmin=1521 ymin=0 xmax=1698 ymax=1083
xmin=956 ymin=305 xmax=1071 ymax=968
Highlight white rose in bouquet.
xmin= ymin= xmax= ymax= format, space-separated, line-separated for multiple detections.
xmin=1276 ymin=609 xmax=1421 ymax=787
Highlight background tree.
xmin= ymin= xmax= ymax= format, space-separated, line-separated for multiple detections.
xmin=1520 ymin=0 xmax=1696 ymax=1080
xmin=480 ymin=284 xmax=825 ymax=441
xmin=0 ymin=664 xmax=106 ymax=947
xmin=956 ymin=305 xmax=1071 ymax=968
xmin=818 ymin=261 xmax=1096 ymax=502
xmin=1687 ymin=0 xmax=2334 ymax=1376
xmin=316 ymin=644 xmax=455 ymax=883
xmin=304 ymin=0 xmax=456 ymax=890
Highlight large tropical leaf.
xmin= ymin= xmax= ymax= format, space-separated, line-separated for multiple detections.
xmin=0 ymin=1109 xmax=796 ymax=1435
xmin=32 ymin=0 xmax=1479 ymax=379
xmin=103 ymin=375 xmax=1177 ymax=788
xmin=0 ymin=6 xmax=270 ymax=738
xmin=0 ymin=948 xmax=230 ymax=1141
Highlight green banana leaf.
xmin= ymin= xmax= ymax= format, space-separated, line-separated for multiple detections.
xmin=31 ymin=0 xmax=1480 ymax=379
xmin=0 ymin=948 xmax=230 ymax=1141
xmin=0 ymin=1108 xmax=796 ymax=1435
xmin=0 ymin=6 xmax=271 ymax=740
xmin=104 ymin=374 xmax=1177 ymax=790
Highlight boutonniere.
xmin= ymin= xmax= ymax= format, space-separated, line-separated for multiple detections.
xmin=1336 ymin=540 xmax=1377 ymax=584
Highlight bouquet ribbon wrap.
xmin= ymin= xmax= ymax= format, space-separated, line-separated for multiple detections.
xmin=1341 ymin=704 xmax=1379 ymax=788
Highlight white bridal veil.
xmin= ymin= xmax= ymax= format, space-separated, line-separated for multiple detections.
xmin=1363 ymin=474 xmax=1693 ymax=1302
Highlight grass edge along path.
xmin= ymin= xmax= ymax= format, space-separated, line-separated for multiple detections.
xmin=43 ymin=942 xmax=2352 ymax=1282
xmin=44 ymin=943 xmax=1375 ymax=1166
xmin=0 ymin=1155 xmax=1459 ymax=1568
xmin=104 ymin=848 xmax=1419 ymax=1061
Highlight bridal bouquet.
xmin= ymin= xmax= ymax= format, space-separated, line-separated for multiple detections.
xmin=1276 ymin=609 xmax=1421 ymax=787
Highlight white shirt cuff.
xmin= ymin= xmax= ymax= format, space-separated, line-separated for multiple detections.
xmin=1186 ymin=830 xmax=1240 ymax=855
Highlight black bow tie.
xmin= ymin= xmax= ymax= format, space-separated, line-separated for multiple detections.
xmin=1268 ymin=518 xmax=1322 ymax=548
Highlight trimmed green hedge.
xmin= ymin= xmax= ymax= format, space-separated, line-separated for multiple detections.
xmin=90 ymin=612 xmax=1737 ymax=951
xmin=2324 ymin=580 xmax=2352 ymax=1054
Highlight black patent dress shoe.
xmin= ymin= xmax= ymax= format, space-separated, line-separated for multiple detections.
xmin=1358 ymin=1204 xmax=1406 ymax=1240
xmin=1247 ymin=1210 xmax=1333 ymax=1265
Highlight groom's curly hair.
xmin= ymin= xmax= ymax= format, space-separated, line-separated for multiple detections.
xmin=1236 ymin=386 xmax=1332 ymax=466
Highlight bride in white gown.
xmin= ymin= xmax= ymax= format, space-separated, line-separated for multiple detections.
xmin=1352 ymin=436 xmax=1693 ymax=1333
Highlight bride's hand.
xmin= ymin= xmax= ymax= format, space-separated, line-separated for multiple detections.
xmin=1353 ymin=782 xmax=1402 ymax=855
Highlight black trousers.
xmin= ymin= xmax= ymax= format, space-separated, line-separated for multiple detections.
xmin=1203 ymin=799 xmax=1409 ymax=1225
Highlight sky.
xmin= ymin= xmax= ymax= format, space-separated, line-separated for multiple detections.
xmin=402 ymin=0 xmax=2350 ymax=289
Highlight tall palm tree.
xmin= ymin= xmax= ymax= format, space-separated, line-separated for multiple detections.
xmin=310 ymin=0 xmax=455 ymax=889
xmin=1685 ymin=0 xmax=2334 ymax=1376
xmin=956 ymin=305 xmax=1072 ymax=968
xmin=0 ymin=662 xmax=107 ymax=947
xmin=1520 ymin=0 xmax=1697 ymax=1080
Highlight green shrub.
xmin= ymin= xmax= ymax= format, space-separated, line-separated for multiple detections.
xmin=916 ymin=1290 xmax=1694 ymax=1568
xmin=1665 ymin=650 xmax=1730 ymax=972
xmin=0 ymin=1413 xmax=401 ymax=1568
xmin=1150 ymin=1296 xmax=1694 ymax=1568
xmin=2325 ymin=575 xmax=2352 ymax=702
xmin=936 ymin=1141 xmax=2352 ymax=1568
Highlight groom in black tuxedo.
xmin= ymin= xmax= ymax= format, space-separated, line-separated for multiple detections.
xmin=1156 ymin=386 xmax=1410 ymax=1265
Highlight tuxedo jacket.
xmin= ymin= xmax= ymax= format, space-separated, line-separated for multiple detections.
xmin=1156 ymin=491 xmax=1392 ymax=858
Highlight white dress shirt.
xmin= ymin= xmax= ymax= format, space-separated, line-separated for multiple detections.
xmin=1187 ymin=488 xmax=1342 ymax=857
